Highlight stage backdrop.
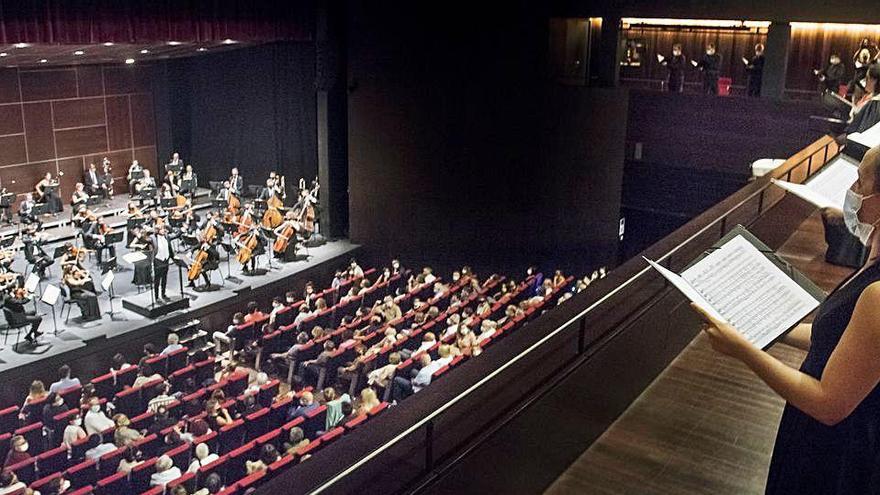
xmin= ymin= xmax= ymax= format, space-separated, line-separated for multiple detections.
xmin=0 ymin=64 xmax=158 ymax=204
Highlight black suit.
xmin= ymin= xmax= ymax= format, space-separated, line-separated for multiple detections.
xmin=4 ymin=295 xmax=41 ymax=340
xmin=230 ymin=176 xmax=244 ymax=196
xmin=152 ymin=235 xmax=174 ymax=299
xmin=85 ymin=170 xmax=103 ymax=196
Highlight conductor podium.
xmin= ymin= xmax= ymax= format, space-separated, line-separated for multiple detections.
xmin=122 ymin=293 xmax=190 ymax=319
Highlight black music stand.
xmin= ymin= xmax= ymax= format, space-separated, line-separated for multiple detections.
xmin=86 ymin=196 xmax=101 ymax=207
xmin=130 ymin=170 xmax=145 ymax=181
xmin=217 ymin=241 xmax=241 ymax=284
xmin=166 ymin=163 xmax=182 ymax=174
xmin=0 ymin=192 xmax=13 ymax=224
xmin=173 ymin=258 xmax=198 ymax=300
xmin=51 ymin=246 xmax=67 ymax=260
xmin=0 ymin=236 xmax=14 ymax=249
xmin=260 ymin=226 xmax=280 ymax=271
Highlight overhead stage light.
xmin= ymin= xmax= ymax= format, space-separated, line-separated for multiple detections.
xmin=222 ymin=39 xmax=237 ymax=45
xmin=197 ymin=47 xmax=207 ymax=52
xmin=0 ymin=53 xmax=7 ymax=57
xmin=167 ymin=41 xmax=182 ymax=46
xmin=103 ymin=42 xmax=114 ymax=46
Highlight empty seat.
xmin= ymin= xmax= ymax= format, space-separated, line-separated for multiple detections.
xmin=301 ymin=405 xmax=327 ymax=439
xmin=193 ymin=358 xmax=216 ymax=386
xmin=165 ymin=346 xmax=189 ymax=374
xmin=169 ymin=365 xmax=196 ymax=393
xmin=318 ymin=426 xmax=344 ymax=446
xmin=7 ymin=457 xmax=37 ymax=485
xmin=222 ymin=372 xmax=249 ymax=398
xmin=244 ymin=408 xmax=270 ymax=441
xmin=94 ymin=471 xmax=129 ymax=495
xmin=68 ymin=485 xmax=93 ymax=495
xmin=218 ymin=419 xmax=246 ymax=455
xmin=165 ymin=443 xmax=191 ymax=471
xmin=36 ymin=445 xmax=69 ymax=476
xmin=257 ymin=380 xmax=280 ymax=408
xmin=129 ymin=411 xmax=155 ymax=432
xmin=65 ymin=458 xmax=98 ymax=489
xmin=254 ymin=429 xmax=282 ymax=451
xmin=234 ymin=469 xmax=266 ymax=490
xmin=113 ymin=387 xmax=141 ymax=417
xmin=129 ymin=456 xmax=159 ymax=493
xmin=226 ymin=441 xmax=257 ymax=484
xmin=0 ymin=405 xmax=19 ymax=434
xmin=166 ymin=471 xmax=197 ymax=493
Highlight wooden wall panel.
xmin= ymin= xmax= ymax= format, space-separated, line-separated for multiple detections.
xmin=23 ymin=103 xmax=54 ymax=162
xmin=0 ymin=70 xmax=19 ymax=104
xmin=55 ymin=126 xmax=108 ymax=157
xmin=0 ymin=135 xmax=26 ymax=166
xmin=130 ymin=94 xmax=156 ymax=148
xmin=105 ymin=96 xmax=132 ymax=150
xmin=53 ymin=98 xmax=105 ymax=128
xmin=0 ymin=63 xmax=157 ymax=202
xmin=133 ymin=146 xmax=158 ymax=179
xmin=1 ymin=161 xmax=56 ymax=196
xmin=19 ymin=70 xmax=78 ymax=101
xmin=0 ymin=105 xmax=23 ymax=135
xmin=76 ymin=66 xmax=103 ymax=98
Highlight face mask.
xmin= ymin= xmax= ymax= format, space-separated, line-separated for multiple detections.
xmin=16 ymin=443 xmax=27 ymax=452
xmin=843 ymin=189 xmax=879 ymax=244
xmin=673 ymin=50 xmax=681 ymax=56
xmin=73 ymin=418 xmax=82 ymax=426
xmin=90 ymin=405 xmax=101 ymax=413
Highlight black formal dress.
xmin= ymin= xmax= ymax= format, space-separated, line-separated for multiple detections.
xmin=664 ymin=54 xmax=686 ymax=93
xmin=697 ymin=53 xmax=721 ymax=95
xmin=746 ymin=54 xmax=765 ymax=97
xmin=820 ymin=62 xmax=846 ymax=93
xmin=846 ymin=96 xmax=880 ymax=135
xmin=765 ymin=261 xmax=880 ymax=494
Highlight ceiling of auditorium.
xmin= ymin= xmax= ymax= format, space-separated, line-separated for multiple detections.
xmin=0 ymin=40 xmax=256 ymax=68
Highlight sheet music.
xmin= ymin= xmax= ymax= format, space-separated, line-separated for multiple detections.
xmin=101 ymin=272 xmax=114 ymax=292
xmin=643 ymin=258 xmax=725 ymax=323
xmin=656 ymin=53 xmax=665 ymax=63
xmin=678 ymin=235 xmax=820 ymax=349
xmin=24 ymin=273 xmax=39 ymax=293
xmin=771 ymin=155 xmax=858 ymax=210
xmin=41 ymin=284 xmax=60 ymax=306
xmin=849 ymin=119 xmax=880 ymax=148
xmin=122 ymin=251 xmax=147 ymax=264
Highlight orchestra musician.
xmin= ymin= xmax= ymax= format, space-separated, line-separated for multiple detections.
xmin=18 ymin=193 xmax=38 ymax=226
xmin=84 ymin=163 xmax=103 ymax=198
xmin=166 ymin=152 xmax=183 ymax=173
xmin=124 ymin=202 xmax=145 ymax=247
xmin=62 ymin=264 xmax=101 ymax=321
xmin=59 ymin=243 xmax=86 ymax=271
xmin=273 ymin=211 xmax=300 ymax=262
xmin=136 ymin=169 xmax=157 ymax=198
xmin=101 ymin=158 xmax=114 ymax=200
xmin=163 ymin=170 xmax=179 ymax=194
xmin=189 ymin=241 xmax=220 ymax=289
xmin=71 ymin=183 xmax=90 ymax=212
xmin=3 ymin=287 xmax=42 ymax=343
xmin=35 ymin=172 xmax=62 ymax=214
xmin=82 ymin=212 xmax=116 ymax=265
xmin=151 ymin=225 xmax=174 ymax=301
xmin=216 ymin=181 xmax=232 ymax=201
xmin=21 ymin=223 xmax=52 ymax=280
xmin=179 ymin=164 xmax=197 ymax=196
xmin=234 ymin=204 xmax=264 ymax=273
xmin=229 ymin=168 xmax=243 ymax=196
xmin=128 ymin=160 xmax=144 ymax=193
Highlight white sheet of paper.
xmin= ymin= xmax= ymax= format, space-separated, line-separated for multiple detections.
xmin=643 ymin=257 xmax=726 ymax=322
xmin=41 ymin=284 xmax=60 ymax=305
xmin=101 ymin=271 xmax=114 ymax=292
xmin=742 ymin=57 xmax=749 ymax=65
xmin=122 ymin=251 xmax=147 ymax=264
xmin=656 ymin=53 xmax=665 ymax=63
xmin=24 ymin=273 xmax=39 ymax=293
xmin=771 ymin=155 xmax=859 ymax=210
xmin=849 ymin=119 xmax=880 ymax=148
xmin=771 ymin=179 xmax=837 ymax=209
xmin=679 ymin=235 xmax=820 ymax=349
xmin=690 ymin=60 xmax=698 ymax=67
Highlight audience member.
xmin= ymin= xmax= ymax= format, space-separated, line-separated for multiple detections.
xmin=188 ymin=442 xmax=219 ymax=473
xmin=84 ymin=397 xmax=114 ymax=435
xmin=244 ymin=301 xmax=265 ymax=323
xmin=117 ymin=446 xmax=143 ymax=474
xmin=84 ymin=433 xmax=115 ymax=461
xmin=357 ymin=388 xmax=380 ymax=416
xmin=205 ymin=399 xmax=233 ymax=431
xmin=113 ymin=413 xmax=143 ymax=447
xmin=367 ymin=352 xmax=400 ymax=389
xmin=3 ymin=435 xmax=31 ymax=468
xmin=245 ymin=444 xmax=280 ymax=474
xmin=0 ymin=471 xmax=26 ymax=495
xmin=148 ymin=382 xmax=177 ymax=413
xmin=322 ymin=387 xmax=352 ymax=430
xmin=160 ymin=333 xmax=183 ymax=355
xmin=42 ymin=392 xmax=67 ymax=429
xmin=49 ymin=364 xmax=81 ymax=393
xmin=283 ymin=426 xmax=309 ymax=455
xmin=193 ymin=473 xmax=224 ymax=495
xmin=62 ymin=412 xmax=87 ymax=447
xmin=150 ymin=454 xmax=182 ymax=487
xmin=298 ymin=340 xmax=336 ymax=384
xmin=286 ymin=391 xmax=318 ymax=421
xmin=132 ymin=363 xmax=162 ymax=388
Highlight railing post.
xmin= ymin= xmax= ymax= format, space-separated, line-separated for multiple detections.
xmin=425 ymin=421 xmax=434 ymax=472
xmin=806 ymin=154 xmax=813 ymax=177
xmin=757 ymin=189 xmax=765 ymax=215
xmin=577 ymin=318 xmax=586 ymax=354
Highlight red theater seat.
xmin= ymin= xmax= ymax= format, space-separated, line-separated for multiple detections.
xmin=95 ymin=471 xmax=129 ymax=495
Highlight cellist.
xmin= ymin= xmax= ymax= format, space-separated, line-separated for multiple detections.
xmin=272 ymin=211 xmax=299 ymax=262
xmin=188 ymin=240 xmax=219 ymax=289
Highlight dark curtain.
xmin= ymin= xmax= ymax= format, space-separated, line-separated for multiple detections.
xmin=164 ymin=42 xmax=317 ymax=191
xmin=0 ymin=0 xmax=313 ymax=43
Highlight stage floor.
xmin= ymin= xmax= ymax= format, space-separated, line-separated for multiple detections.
xmin=0 ymin=233 xmax=358 ymax=374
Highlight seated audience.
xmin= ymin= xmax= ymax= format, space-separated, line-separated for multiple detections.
xmin=245 ymin=444 xmax=280 ymax=474
xmin=356 ymin=387 xmax=381 ymax=416
xmin=160 ymin=333 xmax=183 ymax=355
xmin=205 ymin=399 xmax=233 ymax=431
xmin=132 ymin=363 xmax=162 ymax=388
xmin=476 ymin=320 xmax=497 ymax=344
xmin=84 ymin=397 xmax=114 ymax=434
xmin=0 ymin=471 xmax=26 ymax=495
xmin=244 ymin=301 xmax=266 ymax=323
xmin=22 ymin=380 xmax=48 ymax=413
xmin=117 ymin=446 xmax=143 ymax=474
xmin=322 ymin=387 xmax=352 ymax=430
xmin=42 ymin=392 xmax=68 ymax=429
xmin=148 ymin=382 xmax=177 ymax=413
xmin=84 ymin=433 xmax=116 ymax=461
xmin=49 ymin=364 xmax=81 ymax=393
xmin=113 ymin=413 xmax=143 ymax=447
xmin=298 ymin=340 xmax=336 ymax=384
xmin=188 ymin=443 xmax=220 ymax=473
xmin=63 ymin=412 xmax=87 ymax=447
xmin=194 ymin=473 xmax=224 ymax=495
xmin=283 ymin=426 xmax=309 ymax=455
xmin=150 ymin=454 xmax=182 ymax=487
xmin=286 ymin=391 xmax=318 ymax=421
xmin=3 ymin=435 xmax=31 ymax=468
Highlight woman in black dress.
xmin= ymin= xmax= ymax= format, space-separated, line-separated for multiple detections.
xmin=694 ymin=146 xmax=880 ymax=495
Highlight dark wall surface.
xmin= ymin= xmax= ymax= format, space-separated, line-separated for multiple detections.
xmin=157 ymin=42 xmax=317 ymax=191
xmin=347 ymin=1 xmax=627 ymax=276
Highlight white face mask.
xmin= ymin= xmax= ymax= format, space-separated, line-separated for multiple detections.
xmin=15 ymin=443 xmax=27 ymax=452
xmin=73 ymin=418 xmax=82 ymax=426
xmin=843 ymin=189 xmax=878 ymax=244
xmin=90 ymin=405 xmax=101 ymax=413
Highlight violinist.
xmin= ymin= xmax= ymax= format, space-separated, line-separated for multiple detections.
xmin=101 ymin=158 xmax=114 ymax=200
xmin=3 ymin=287 xmax=42 ymax=343
xmin=72 ymin=205 xmax=90 ymax=229
xmin=124 ymin=202 xmax=144 ymax=247
xmin=229 ymin=168 xmax=243 ymax=196
xmin=71 ymin=183 xmax=90 ymax=211
xmin=151 ymin=225 xmax=174 ymax=301
xmin=35 ymin=172 xmax=62 ymax=214
xmin=62 ymin=264 xmax=101 ymax=321
xmin=84 ymin=214 xmax=116 ymax=265
xmin=21 ymin=223 xmax=52 ymax=279
xmin=136 ymin=169 xmax=156 ymax=198
xmin=273 ymin=211 xmax=299 ymax=261
xmin=59 ymin=242 xmax=85 ymax=270
xmin=162 ymin=170 xmax=179 ymax=195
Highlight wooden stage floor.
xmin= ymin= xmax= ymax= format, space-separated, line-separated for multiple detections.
xmin=544 ymin=212 xmax=853 ymax=495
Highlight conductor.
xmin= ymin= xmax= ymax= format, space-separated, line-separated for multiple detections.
xmin=152 ymin=225 xmax=174 ymax=301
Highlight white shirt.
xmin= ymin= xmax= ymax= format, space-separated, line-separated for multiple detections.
xmin=187 ymin=453 xmax=219 ymax=473
xmin=155 ymin=235 xmax=170 ymax=261
xmin=0 ymin=481 xmax=26 ymax=494
xmin=150 ymin=466 xmax=182 ymax=486
xmin=85 ymin=442 xmax=116 ymax=461
xmin=84 ymin=410 xmax=115 ymax=435
xmin=89 ymin=170 xmax=99 ymax=185
xmin=63 ymin=424 xmax=87 ymax=446
xmin=161 ymin=343 xmax=183 ymax=355
xmin=49 ymin=377 xmax=81 ymax=394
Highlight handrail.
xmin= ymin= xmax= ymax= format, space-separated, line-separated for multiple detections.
xmin=308 ymin=135 xmax=840 ymax=494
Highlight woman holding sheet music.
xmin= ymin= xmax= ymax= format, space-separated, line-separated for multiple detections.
xmin=693 ymin=145 xmax=880 ymax=495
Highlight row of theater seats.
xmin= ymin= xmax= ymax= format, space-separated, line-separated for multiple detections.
xmin=1 ymin=265 xmax=573 ymax=494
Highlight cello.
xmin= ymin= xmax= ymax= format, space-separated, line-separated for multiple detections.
xmin=188 ymin=246 xmax=209 ymax=281
xmin=236 ymin=230 xmax=259 ymax=264
xmin=273 ymin=214 xmax=296 ymax=254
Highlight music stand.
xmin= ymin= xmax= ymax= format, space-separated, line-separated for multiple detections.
xmin=51 ymin=246 xmax=67 ymax=260
xmin=86 ymin=196 xmax=101 ymax=207
xmin=173 ymin=258 xmax=198 ymax=300
xmin=208 ymin=181 xmax=223 ymax=195
xmin=217 ymin=241 xmax=241 ymax=284
xmin=130 ymin=170 xmax=144 ymax=181
xmin=166 ymin=163 xmax=182 ymax=174
xmin=101 ymin=258 xmax=126 ymax=321
xmin=181 ymin=178 xmax=197 ymax=197
xmin=0 ymin=236 xmax=15 ymax=249
xmin=246 ymin=185 xmax=263 ymax=198
xmin=260 ymin=226 xmax=280 ymax=271
xmin=32 ymin=203 xmax=49 ymax=217
xmin=41 ymin=284 xmax=61 ymax=336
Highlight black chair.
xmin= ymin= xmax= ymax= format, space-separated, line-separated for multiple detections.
xmin=60 ymin=285 xmax=78 ymax=323
xmin=2 ymin=308 xmax=29 ymax=350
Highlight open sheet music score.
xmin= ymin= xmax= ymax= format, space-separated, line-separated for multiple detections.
xmin=645 ymin=234 xmax=821 ymax=349
xmin=849 ymin=119 xmax=880 ymax=149
xmin=771 ymin=155 xmax=859 ymax=210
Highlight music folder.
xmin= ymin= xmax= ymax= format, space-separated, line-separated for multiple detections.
xmin=645 ymin=225 xmax=825 ymax=350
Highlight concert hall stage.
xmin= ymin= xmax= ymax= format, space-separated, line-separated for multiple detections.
xmin=0 ymin=228 xmax=359 ymax=404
